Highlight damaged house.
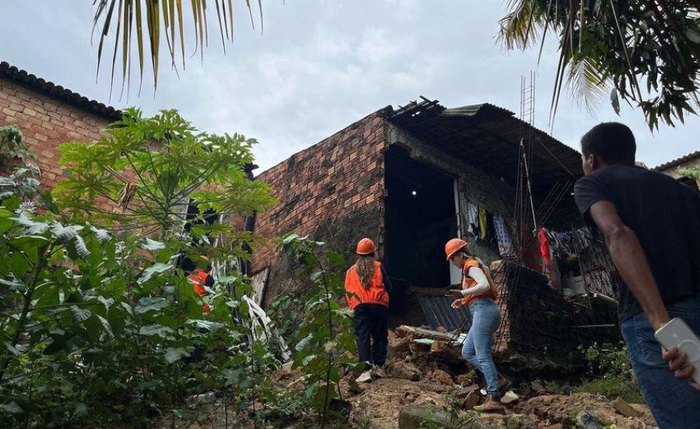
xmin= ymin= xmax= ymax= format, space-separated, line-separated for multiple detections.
xmin=250 ymin=98 xmax=620 ymax=365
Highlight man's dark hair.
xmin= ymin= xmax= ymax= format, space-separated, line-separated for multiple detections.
xmin=581 ymin=122 xmax=636 ymax=165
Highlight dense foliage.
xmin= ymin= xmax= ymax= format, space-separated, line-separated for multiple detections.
xmin=0 ymin=112 xmax=360 ymax=428
xmin=500 ymin=0 xmax=700 ymax=129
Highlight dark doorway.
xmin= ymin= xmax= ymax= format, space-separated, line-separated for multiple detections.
xmin=384 ymin=145 xmax=456 ymax=289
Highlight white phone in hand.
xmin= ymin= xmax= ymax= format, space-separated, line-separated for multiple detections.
xmin=654 ymin=318 xmax=700 ymax=384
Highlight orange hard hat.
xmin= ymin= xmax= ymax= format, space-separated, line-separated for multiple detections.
xmin=356 ymin=238 xmax=376 ymax=255
xmin=445 ymin=238 xmax=468 ymax=261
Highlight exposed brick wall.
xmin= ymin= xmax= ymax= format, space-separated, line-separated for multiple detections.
xmin=0 ymin=78 xmax=112 ymax=188
xmin=252 ymin=112 xmax=387 ymax=303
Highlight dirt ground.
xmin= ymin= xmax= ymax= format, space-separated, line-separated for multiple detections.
xmin=156 ymin=328 xmax=657 ymax=428
xmin=338 ymin=329 xmax=656 ymax=429
xmin=344 ymin=375 xmax=656 ymax=429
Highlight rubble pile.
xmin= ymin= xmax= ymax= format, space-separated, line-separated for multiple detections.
xmin=341 ymin=326 xmax=656 ymax=429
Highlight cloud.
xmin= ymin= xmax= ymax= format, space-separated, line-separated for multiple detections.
xmin=1 ymin=1 xmax=698 ymax=171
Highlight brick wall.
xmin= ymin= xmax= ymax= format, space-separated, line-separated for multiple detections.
xmin=253 ymin=112 xmax=387 ymax=305
xmin=0 ymin=78 xmax=112 ymax=188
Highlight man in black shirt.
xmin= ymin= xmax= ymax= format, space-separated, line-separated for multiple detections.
xmin=574 ymin=123 xmax=700 ymax=428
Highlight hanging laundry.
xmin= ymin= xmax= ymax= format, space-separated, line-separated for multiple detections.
xmin=538 ymin=227 xmax=561 ymax=290
xmin=493 ymin=215 xmax=515 ymax=256
xmin=479 ymin=208 xmax=488 ymax=240
xmin=466 ymin=203 xmax=479 ymax=238
xmin=538 ymin=227 xmax=551 ymax=272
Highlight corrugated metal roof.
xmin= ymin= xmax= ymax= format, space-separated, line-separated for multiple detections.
xmin=417 ymin=295 xmax=472 ymax=331
xmin=385 ymin=97 xmax=584 ymax=198
xmin=0 ymin=61 xmax=121 ymax=120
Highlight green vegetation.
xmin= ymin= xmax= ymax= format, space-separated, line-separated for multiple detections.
xmin=0 ymin=112 xmax=356 ymax=428
xmin=574 ymin=342 xmax=644 ymax=404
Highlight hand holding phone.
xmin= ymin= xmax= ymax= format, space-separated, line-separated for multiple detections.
xmin=655 ymin=318 xmax=700 ymax=384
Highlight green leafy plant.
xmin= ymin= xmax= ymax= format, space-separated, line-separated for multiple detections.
xmin=677 ymin=166 xmax=700 ymax=180
xmin=54 ymin=108 xmax=274 ymax=242
xmin=278 ymin=233 xmax=358 ymax=427
xmin=0 ymin=126 xmax=34 ymax=166
xmin=0 ymin=113 xmax=280 ymax=428
xmin=575 ymin=342 xmax=643 ymax=403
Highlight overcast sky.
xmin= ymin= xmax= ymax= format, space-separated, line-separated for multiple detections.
xmin=1 ymin=1 xmax=698 ymax=172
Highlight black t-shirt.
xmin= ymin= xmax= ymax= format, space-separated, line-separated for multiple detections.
xmin=574 ymin=165 xmax=700 ymax=322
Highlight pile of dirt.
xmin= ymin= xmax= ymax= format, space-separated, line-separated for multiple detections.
xmin=515 ymin=393 xmax=654 ymax=428
xmin=346 ymin=375 xmax=655 ymax=429
xmin=340 ymin=327 xmax=655 ymax=428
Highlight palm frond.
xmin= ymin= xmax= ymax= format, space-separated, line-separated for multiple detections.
xmin=93 ymin=0 xmax=263 ymax=93
xmin=567 ymin=57 xmax=609 ymax=115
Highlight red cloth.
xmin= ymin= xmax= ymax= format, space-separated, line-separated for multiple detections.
xmin=538 ymin=228 xmax=551 ymax=271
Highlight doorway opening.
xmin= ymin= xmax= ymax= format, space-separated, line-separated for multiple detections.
xmin=384 ymin=145 xmax=457 ymax=290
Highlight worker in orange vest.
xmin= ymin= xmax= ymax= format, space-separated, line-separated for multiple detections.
xmin=187 ymin=257 xmax=214 ymax=314
xmin=445 ymin=238 xmax=507 ymax=412
xmin=344 ymin=238 xmax=392 ymax=383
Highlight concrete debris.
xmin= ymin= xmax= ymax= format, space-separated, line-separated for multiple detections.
xmin=386 ymin=361 xmax=422 ymax=381
xmin=396 ymin=325 xmax=464 ymax=344
xmin=477 ymin=413 xmax=538 ymax=428
xmin=456 ymin=383 xmax=480 ymax=398
xmin=576 ymin=411 xmax=604 ymax=429
xmin=461 ymin=390 xmax=480 ymax=410
xmin=612 ymin=397 xmax=642 ymax=418
xmin=425 ymin=368 xmax=453 ymax=385
xmin=455 ymin=373 xmax=476 ymax=385
xmin=409 ymin=339 xmax=432 ymax=355
xmin=530 ymin=380 xmax=546 ymax=394
xmin=398 ymin=405 xmax=451 ymax=429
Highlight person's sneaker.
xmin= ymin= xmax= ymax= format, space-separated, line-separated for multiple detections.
xmin=371 ymin=365 xmax=386 ymax=379
xmin=355 ymin=370 xmax=372 ymax=383
xmin=474 ymin=396 xmax=503 ymax=412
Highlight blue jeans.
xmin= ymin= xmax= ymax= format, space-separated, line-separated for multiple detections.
xmin=462 ymin=297 xmax=502 ymax=397
xmin=620 ymin=297 xmax=700 ymax=429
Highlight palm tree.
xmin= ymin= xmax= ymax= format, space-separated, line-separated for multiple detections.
xmin=499 ymin=0 xmax=700 ymax=129
xmin=93 ymin=0 xmax=262 ymax=93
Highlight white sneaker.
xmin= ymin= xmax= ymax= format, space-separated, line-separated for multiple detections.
xmin=371 ymin=365 xmax=386 ymax=379
xmin=355 ymin=370 xmax=372 ymax=383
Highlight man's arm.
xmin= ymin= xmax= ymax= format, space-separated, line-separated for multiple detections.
xmin=588 ymin=200 xmax=670 ymax=330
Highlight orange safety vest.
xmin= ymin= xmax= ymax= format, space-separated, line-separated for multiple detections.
xmin=188 ymin=269 xmax=211 ymax=313
xmin=344 ymin=261 xmax=389 ymax=310
xmin=460 ymin=257 xmax=497 ymax=307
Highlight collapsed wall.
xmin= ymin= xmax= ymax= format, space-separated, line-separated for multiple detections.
xmin=491 ymin=260 xmax=619 ymax=372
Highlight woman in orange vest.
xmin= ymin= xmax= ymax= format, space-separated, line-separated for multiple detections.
xmin=445 ymin=238 xmax=506 ymax=412
xmin=344 ymin=238 xmax=392 ymax=383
